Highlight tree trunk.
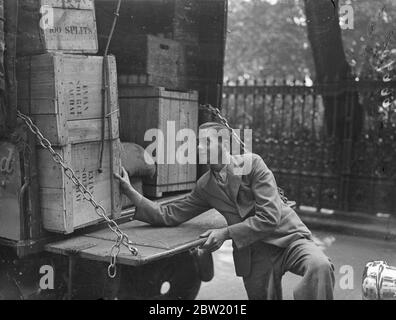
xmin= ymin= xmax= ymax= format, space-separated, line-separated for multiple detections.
xmin=304 ymin=0 xmax=363 ymax=142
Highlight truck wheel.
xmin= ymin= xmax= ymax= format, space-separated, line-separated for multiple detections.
xmin=120 ymin=252 xmax=201 ymax=300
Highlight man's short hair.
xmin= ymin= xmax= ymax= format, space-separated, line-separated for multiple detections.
xmin=199 ymin=122 xmax=231 ymax=133
xmin=198 ymin=122 xmax=232 ymax=151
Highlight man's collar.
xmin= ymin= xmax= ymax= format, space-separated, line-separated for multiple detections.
xmin=212 ymin=164 xmax=228 ymax=183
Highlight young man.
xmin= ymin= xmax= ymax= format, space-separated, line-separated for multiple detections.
xmin=114 ymin=122 xmax=335 ymax=300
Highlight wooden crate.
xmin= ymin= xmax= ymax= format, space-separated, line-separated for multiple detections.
xmin=17 ymin=53 xmax=119 ymax=146
xmin=95 ymin=1 xmax=200 ymax=91
xmin=117 ymin=45 xmax=198 ymax=91
xmin=17 ymin=0 xmax=98 ymax=56
xmin=37 ymin=139 xmax=122 ymax=234
xmin=112 ymin=34 xmax=187 ymax=91
xmin=119 ymin=86 xmax=198 ymax=198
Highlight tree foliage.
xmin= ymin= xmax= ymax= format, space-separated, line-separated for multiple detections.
xmin=225 ymin=0 xmax=396 ymax=81
xmin=225 ymin=0 xmax=311 ymax=80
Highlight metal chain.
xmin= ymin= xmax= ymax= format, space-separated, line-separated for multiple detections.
xmin=200 ymin=103 xmax=289 ymax=204
xmin=201 ymin=104 xmax=247 ymax=150
xmin=17 ymin=111 xmax=138 ymax=278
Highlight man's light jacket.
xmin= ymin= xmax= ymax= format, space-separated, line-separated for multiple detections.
xmin=134 ymin=153 xmax=312 ymax=277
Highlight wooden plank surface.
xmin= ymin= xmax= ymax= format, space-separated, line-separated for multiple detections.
xmin=45 ymin=208 xmax=227 ymax=266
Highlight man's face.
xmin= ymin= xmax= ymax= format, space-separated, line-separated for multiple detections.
xmin=197 ymin=128 xmax=230 ymax=165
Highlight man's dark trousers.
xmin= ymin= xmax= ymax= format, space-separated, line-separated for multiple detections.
xmin=243 ymin=238 xmax=335 ymax=300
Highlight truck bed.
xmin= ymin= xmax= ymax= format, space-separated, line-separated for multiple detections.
xmin=45 ymin=195 xmax=227 ymax=266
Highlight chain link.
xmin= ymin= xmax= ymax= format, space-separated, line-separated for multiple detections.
xmin=200 ymin=104 xmax=289 ymax=204
xmin=200 ymin=104 xmax=247 ymax=150
xmin=17 ymin=111 xmax=138 ymax=278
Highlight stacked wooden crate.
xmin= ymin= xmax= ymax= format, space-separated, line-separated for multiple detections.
xmin=95 ymin=0 xmax=201 ymax=198
xmin=95 ymin=1 xmax=200 ymax=198
xmin=15 ymin=0 xmax=122 ymax=234
xmin=117 ymin=35 xmax=186 ymax=91
xmin=119 ymin=86 xmax=198 ymax=198
xmin=95 ymin=0 xmax=200 ymax=91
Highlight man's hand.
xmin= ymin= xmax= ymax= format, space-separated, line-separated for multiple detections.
xmin=114 ymin=166 xmax=143 ymax=205
xmin=199 ymin=228 xmax=230 ymax=253
xmin=114 ymin=166 xmax=133 ymax=194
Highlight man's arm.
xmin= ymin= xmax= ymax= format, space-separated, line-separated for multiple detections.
xmin=227 ymin=156 xmax=282 ymax=249
xmin=116 ymin=168 xmax=211 ymax=227
xmin=133 ymin=187 xmax=211 ymax=226
xmin=116 ymin=167 xmax=230 ymax=253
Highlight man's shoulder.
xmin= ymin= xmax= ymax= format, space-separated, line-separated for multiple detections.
xmin=195 ymin=170 xmax=211 ymax=190
xmin=250 ymin=153 xmax=268 ymax=169
xmin=232 ymin=152 xmax=263 ymax=163
xmin=232 ymin=153 xmax=268 ymax=174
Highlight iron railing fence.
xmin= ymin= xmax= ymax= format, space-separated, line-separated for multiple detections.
xmin=222 ymin=78 xmax=396 ymax=216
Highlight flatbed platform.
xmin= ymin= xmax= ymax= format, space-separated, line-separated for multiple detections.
xmin=45 ymin=194 xmax=227 ymax=266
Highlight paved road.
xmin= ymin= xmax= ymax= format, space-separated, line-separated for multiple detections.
xmin=197 ymin=230 xmax=396 ymax=300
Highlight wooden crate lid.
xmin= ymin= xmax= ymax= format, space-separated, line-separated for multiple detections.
xmin=41 ymin=0 xmax=94 ymax=10
xmin=118 ymin=84 xmax=198 ymax=101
